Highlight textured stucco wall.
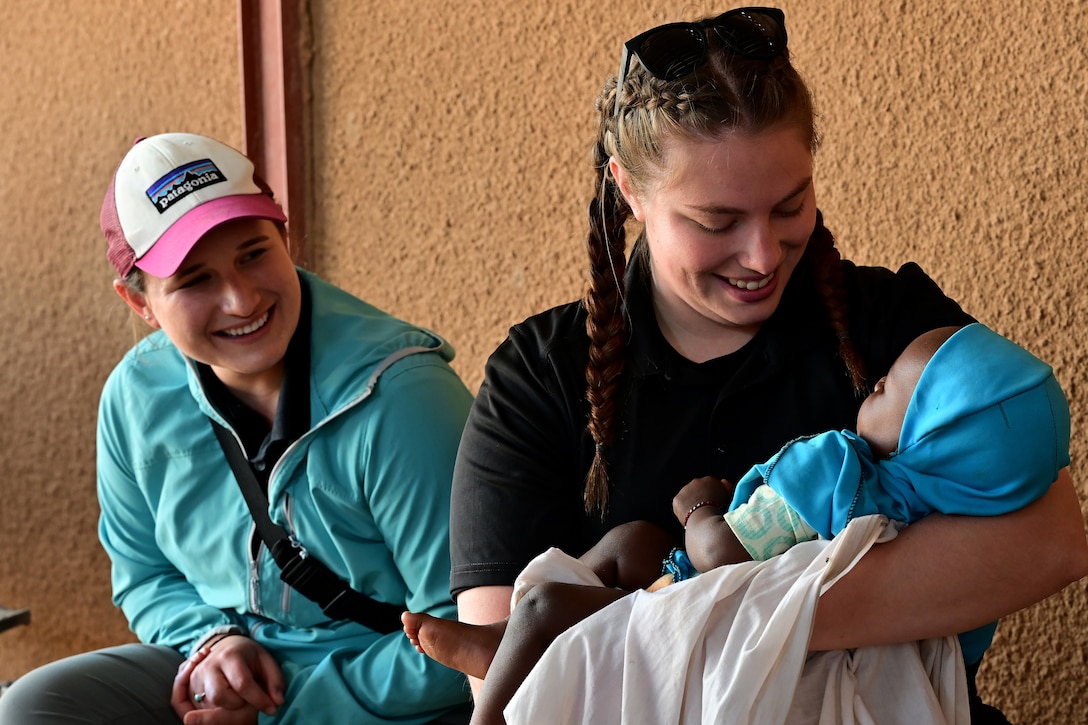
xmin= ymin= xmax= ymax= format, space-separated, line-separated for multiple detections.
xmin=2 ymin=0 xmax=1085 ymax=721
xmin=0 ymin=0 xmax=242 ymax=682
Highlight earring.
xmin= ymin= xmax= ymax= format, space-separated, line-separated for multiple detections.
xmin=143 ymin=314 xmax=151 ymax=320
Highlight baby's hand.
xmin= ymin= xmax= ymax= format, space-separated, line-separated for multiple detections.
xmin=672 ymin=476 xmax=734 ymax=524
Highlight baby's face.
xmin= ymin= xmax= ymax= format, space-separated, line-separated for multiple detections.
xmin=856 ymin=328 xmax=950 ymax=458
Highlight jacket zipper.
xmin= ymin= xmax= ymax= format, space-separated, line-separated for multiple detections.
xmin=281 ymin=497 xmax=297 ymax=612
xmin=248 ymin=520 xmax=263 ymax=615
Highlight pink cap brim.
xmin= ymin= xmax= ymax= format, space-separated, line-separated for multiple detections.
xmin=134 ymin=194 xmax=288 ymax=278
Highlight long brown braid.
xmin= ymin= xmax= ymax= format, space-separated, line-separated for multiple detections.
xmin=582 ymin=97 xmax=633 ymax=516
xmin=805 ymin=214 xmax=868 ymax=395
xmin=580 ymin=19 xmax=864 ymax=515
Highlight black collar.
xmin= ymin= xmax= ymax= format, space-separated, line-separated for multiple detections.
xmin=621 ymin=252 xmax=827 ymax=391
xmin=199 ymin=273 xmax=312 ymax=469
xmin=623 ymin=259 xmax=754 ymax=383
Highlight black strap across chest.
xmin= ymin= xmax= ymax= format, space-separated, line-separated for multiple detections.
xmin=211 ymin=419 xmax=403 ymax=634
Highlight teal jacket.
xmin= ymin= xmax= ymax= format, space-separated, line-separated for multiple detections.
xmin=97 ymin=270 xmax=473 ymax=723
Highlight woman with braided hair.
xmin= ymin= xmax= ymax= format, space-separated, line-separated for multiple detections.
xmin=446 ymin=7 xmax=1086 ymax=723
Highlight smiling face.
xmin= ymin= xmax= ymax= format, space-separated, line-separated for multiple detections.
xmin=612 ymin=125 xmax=817 ymax=361
xmin=115 ymin=218 xmax=301 ymax=401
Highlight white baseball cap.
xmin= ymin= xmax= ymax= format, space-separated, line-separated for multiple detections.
xmin=101 ymin=132 xmax=287 ymax=278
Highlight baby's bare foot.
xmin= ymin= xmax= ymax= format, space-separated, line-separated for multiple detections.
xmin=401 ymin=611 xmax=506 ymax=680
xmin=401 ymin=611 xmax=429 ymax=653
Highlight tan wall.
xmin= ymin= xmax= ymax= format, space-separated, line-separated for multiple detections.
xmin=0 ymin=0 xmax=243 ymax=679
xmin=2 ymin=0 xmax=1085 ymax=721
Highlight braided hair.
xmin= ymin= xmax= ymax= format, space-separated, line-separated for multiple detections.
xmin=580 ymin=22 xmax=866 ymax=516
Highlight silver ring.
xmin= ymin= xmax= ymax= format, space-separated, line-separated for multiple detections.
xmin=193 ymin=692 xmax=206 ymax=704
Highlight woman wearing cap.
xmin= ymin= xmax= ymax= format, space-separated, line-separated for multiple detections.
xmin=448 ymin=7 xmax=1088 ymax=722
xmin=0 ymin=133 xmax=473 ymax=724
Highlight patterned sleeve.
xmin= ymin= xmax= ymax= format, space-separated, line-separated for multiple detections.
xmin=724 ymin=485 xmax=819 ymax=561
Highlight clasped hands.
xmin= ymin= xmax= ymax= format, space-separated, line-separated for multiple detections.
xmin=172 ymin=635 xmax=285 ymax=724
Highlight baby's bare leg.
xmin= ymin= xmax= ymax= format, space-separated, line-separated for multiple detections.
xmin=579 ymin=520 xmax=678 ymax=590
xmin=401 ymin=612 xmax=506 ymax=681
xmin=470 ymin=582 xmax=628 ymax=725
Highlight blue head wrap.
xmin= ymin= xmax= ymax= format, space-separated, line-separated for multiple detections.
xmin=880 ymin=323 xmax=1070 ymax=517
xmin=730 ymin=323 xmax=1070 ymax=536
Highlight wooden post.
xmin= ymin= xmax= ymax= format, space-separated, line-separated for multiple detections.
xmin=238 ymin=0 xmax=311 ymax=265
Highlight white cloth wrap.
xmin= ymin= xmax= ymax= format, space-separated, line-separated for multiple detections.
xmin=505 ymin=515 xmax=969 ymax=725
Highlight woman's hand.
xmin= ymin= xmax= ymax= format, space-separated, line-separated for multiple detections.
xmin=672 ymin=476 xmax=735 ymax=525
xmin=171 ymin=635 xmax=285 ymax=724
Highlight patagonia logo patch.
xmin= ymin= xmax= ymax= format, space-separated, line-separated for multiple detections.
xmin=146 ymin=159 xmax=226 ymax=214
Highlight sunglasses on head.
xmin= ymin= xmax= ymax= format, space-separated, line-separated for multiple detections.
xmin=613 ymin=7 xmax=788 ymax=116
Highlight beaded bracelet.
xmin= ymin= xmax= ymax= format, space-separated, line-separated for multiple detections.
xmin=683 ymin=500 xmax=723 ymax=528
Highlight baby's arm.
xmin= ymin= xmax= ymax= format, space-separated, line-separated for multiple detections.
xmin=673 ymin=477 xmax=752 ymax=572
